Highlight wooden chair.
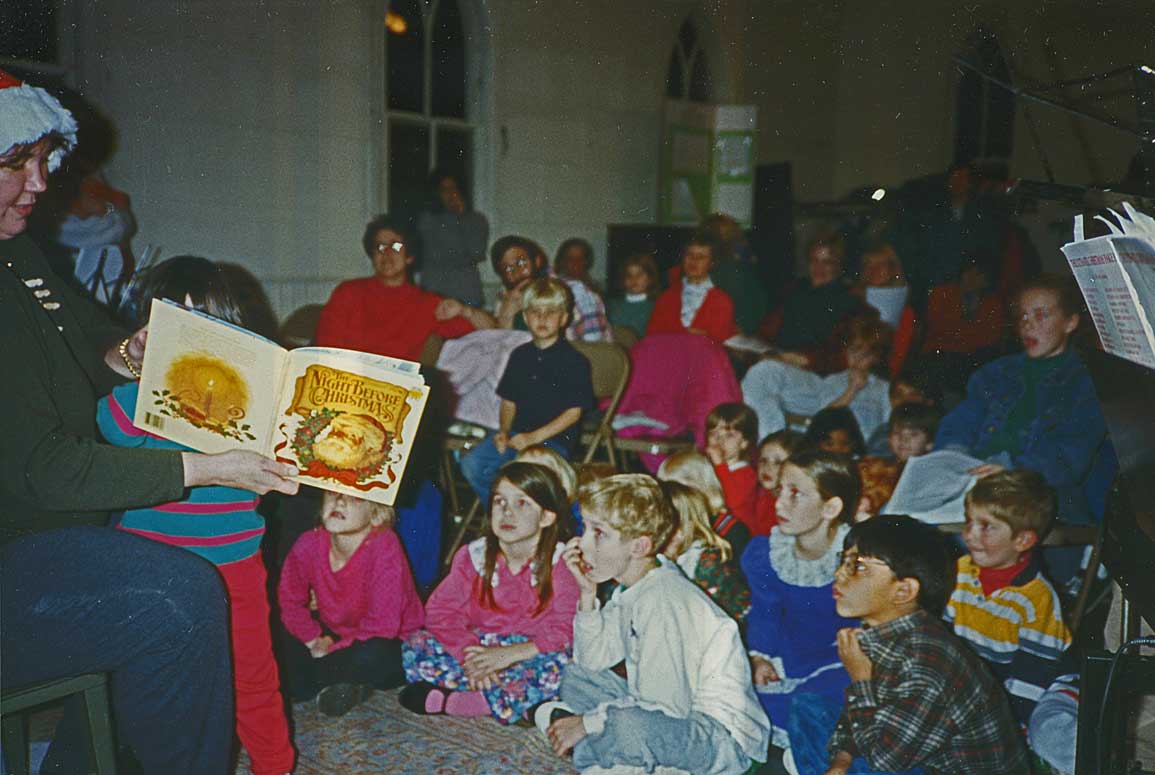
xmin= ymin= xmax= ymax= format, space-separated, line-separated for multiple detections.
xmin=1 ymin=674 xmax=118 ymax=775
xmin=279 ymin=303 xmax=323 ymax=347
xmin=572 ymin=341 xmax=631 ymax=467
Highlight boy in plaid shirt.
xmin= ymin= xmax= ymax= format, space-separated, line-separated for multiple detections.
xmin=765 ymin=515 xmax=1027 ymax=775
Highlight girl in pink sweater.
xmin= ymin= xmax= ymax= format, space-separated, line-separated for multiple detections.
xmin=278 ymin=491 xmax=425 ymax=716
xmin=400 ymin=461 xmax=580 ymax=724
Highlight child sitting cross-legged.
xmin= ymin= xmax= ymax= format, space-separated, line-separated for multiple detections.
xmin=461 ymin=277 xmax=595 ymax=502
xmin=660 ymin=480 xmax=751 ymax=623
xmin=705 ymin=402 xmax=761 ymax=535
xmin=770 ymin=514 xmax=1028 ymax=775
xmin=741 ymin=450 xmax=859 ymax=750
xmin=540 ymin=474 xmax=770 ymax=775
xmin=277 ymin=491 xmax=425 ymax=716
xmin=947 ymin=470 xmax=1075 ymax=770
xmin=400 ymin=462 xmax=580 ymax=724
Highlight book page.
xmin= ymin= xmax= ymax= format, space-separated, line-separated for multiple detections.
xmin=1062 ymin=237 xmax=1155 ymax=369
xmin=881 ymin=449 xmax=985 ymax=525
xmin=1113 ymin=236 xmax=1155 ymax=355
xmin=274 ymin=348 xmax=429 ymax=505
xmin=135 ymin=299 xmax=286 ymax=453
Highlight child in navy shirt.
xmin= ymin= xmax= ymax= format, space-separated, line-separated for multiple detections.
xmin=462 ymin=277 xmax=594 ymax=501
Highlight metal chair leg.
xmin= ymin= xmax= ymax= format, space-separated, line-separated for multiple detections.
xmin=443 ymin=500 xmax=482 ymax=567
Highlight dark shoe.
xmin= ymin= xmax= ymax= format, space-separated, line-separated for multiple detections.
xmin=398 ymin=681 xmax=448 ymax=715
xmin=316 ymin=683 xmax=371 ymax=717
xmin=530 ymin=700 xmax=575 ymax=736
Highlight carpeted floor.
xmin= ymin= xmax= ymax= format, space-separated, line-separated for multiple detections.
xmin=238 ymin=687 xmax=578 ymax=775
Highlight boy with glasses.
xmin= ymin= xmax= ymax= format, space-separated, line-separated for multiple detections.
xmin=762 ymin=514 xmax=1027 ymax=775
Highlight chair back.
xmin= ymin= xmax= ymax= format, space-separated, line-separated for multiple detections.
xmin=280 ymin=303 xmax=323 ymax=347
xmin=571 ymin=341 xmax=631 ymax=464
xmin=611 ymin=324 xmax=640 ymax=350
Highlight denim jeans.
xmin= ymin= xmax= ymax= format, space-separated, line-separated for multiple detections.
xmin=1 ymin=527 xmax=234 ymax=775
xmin=561 ymin=662 xmax=751 ymax=775
xmin=788 ymin=692 xmax=922 ymax=775
xmin=460 ymin=433 xmax=568 ymax=502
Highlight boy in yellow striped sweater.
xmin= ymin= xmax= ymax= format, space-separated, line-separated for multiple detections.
xmin=946 ymin=469 xmax=1075 ymax=768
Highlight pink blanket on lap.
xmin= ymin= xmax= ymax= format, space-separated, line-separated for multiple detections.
xmin=617 ymin=333 xmax=741 ymax=468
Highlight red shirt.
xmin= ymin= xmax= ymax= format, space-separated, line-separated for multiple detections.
xmin=752 ymin=488 xmax=778 ymax=536
xmin=647 ymin=283 xmax=738 ymax=344
xmin=714 ymin=461 xmax=757 ymax=533
xmin=315 ymin=277 xmax=473 ymax=361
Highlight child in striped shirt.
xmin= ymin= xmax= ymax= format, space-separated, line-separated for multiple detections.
xmin=946 ymin=469 xmax=1075 ymax=766
xmin=97 ymin=256 xmax=294 ymax=775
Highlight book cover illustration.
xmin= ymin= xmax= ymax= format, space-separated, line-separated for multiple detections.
xmin=273 ymin=360 xmax=428 ymax=505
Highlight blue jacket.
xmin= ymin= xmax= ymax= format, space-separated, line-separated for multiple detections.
xmin=936 ymin=350 xmax=1114 ymax=523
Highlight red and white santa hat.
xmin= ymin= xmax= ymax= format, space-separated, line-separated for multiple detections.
xmin=0 ymin=69 xmax=77 ymax=171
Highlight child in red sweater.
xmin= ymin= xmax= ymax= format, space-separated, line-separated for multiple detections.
xmin=704 ymin=402 xmax=760 ymax=534
xmin=753 ymin=429 xmax=807 ymax=535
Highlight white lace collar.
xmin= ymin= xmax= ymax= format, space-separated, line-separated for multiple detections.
xmin=467 ymin=537 xmax=564 ymax=588
xmin=768 ymin=523 xmax=849 ymax=587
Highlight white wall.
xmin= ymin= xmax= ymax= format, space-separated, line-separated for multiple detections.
xmin=72 ymin=0 xmax=715 ymax=318
xmin=64 ymin=0 xmax=1154 ymax=320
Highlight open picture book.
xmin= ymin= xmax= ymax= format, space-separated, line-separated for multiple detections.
xmin=135 ymin=298 xmax=430 ymax=505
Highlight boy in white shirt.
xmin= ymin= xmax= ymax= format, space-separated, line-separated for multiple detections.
xmin=543 ymin=474 xmax=770 ymax=775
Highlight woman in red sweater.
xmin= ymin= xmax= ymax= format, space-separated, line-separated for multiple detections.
xmin=646 ymin=232 xmax=738 ymax=344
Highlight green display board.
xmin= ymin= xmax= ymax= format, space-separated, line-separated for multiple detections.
xmin=660 ymin=101 xmax=757 ymax=226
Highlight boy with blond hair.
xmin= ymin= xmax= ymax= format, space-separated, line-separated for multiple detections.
xmin=947 ymin=470 xmax=1075 ymax=765
xmin=541 ymin=474 xmax=770 ymax=775
xmin=461 ymin=277 xmax=594 ymax=500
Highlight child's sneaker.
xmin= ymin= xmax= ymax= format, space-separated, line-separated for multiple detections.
xmin=316 ymin=683 xmax=372 ymax=717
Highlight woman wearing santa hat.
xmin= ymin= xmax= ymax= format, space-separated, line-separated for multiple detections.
xmin=0 ymin=70 xmax=298 ymax=774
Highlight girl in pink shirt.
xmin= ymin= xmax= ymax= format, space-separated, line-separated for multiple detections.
xmin=278 ymin=491 xmax=425 ymax=716
xmin=400 ymin=462 xmax=580 ymax=724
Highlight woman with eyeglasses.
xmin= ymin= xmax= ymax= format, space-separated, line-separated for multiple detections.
xmin=739 ymin=449 xmax=862 ymax=752
xmin=315 ymin=213 xmax=496 ymax=362
xmin=934 ymin=273 xmax=1111 ymax=524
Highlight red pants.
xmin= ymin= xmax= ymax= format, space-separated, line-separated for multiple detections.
xmin=218 ymin=554 xmax=295 ymax=775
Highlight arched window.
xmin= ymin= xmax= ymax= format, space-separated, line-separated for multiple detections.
xmin=385 ymin=0 xmax=474 ymax=219
xmin=954 ymin=27 xmax=1015 ymax=164
xmin=666 ymin=16 xmax=712 ymax=103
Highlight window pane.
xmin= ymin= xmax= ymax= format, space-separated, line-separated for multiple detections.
xmin=666 ymin=49 xmax=685 ymax=99
xmin=953 ymin=71 xmax=983 ymax=164
xmin=436 ymin=126 xmax=473 ymax=200
xmin=689 ymin=53 xmax=711 ymax=103
xmin=431 ymin=0 xmax=467 ymax=118
xmin=1 ymin=0 xmax=57 ymax=64
xmin=389 ymin=121 xmax=431 ymax=222
xmin=387 ymin=0 xmax=425 ymax=113
xmin=678 ymin=20 xmax=697 ymax=57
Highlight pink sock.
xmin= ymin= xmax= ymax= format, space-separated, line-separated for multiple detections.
xmin=444 ymin=690 xmax=491 ymax=717
xmin=423 ymin=687 xmax=448 ymax=714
